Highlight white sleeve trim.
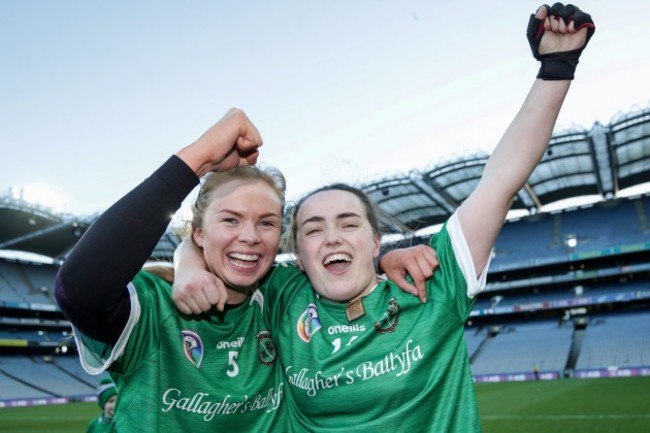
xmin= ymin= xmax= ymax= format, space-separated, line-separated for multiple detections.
xmin=447 ymin=211 xmax=491 ymax=298
xmin=74 ymin=282 xmax=142 ymax=375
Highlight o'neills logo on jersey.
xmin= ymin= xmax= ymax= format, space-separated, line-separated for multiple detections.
xmin=256 ymin=330 xmax=278 ymax=366
xmin=181 ymin=330 xmax=204 ymax=368
xmin=374 ymin=298 xmax=400 ymax=334
xmin=216 ymin=336 xmax=245 ymax=349
xmin=327 ymin=323 xmax=366 ymax=335
xmin=297 ymin=303 xmax=321 ymax=343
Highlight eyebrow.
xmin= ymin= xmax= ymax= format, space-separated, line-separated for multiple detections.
xmin=300 ymin=212 xmax=362 ymax=228
xmin=216 ymin=209 xmax=281 ymax=219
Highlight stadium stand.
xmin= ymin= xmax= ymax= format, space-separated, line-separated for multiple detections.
xmin=2 ymin=104 xmax=650 ymax=406
xmin=576 ymin=310 xmax=650 ymax=370
xmin=0 ymin=205 xmax=177 ymax=406
xmin=469 ymin=319 xmax=574 ymax=376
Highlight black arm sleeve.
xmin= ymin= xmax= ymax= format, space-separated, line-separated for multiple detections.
xmin=54 ymin=155 xmax=199 ymax=344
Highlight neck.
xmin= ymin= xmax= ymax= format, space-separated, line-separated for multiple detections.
xmin=225 ymin=286 xmax=253 ymax=305
xmin=347 ymin=277 xmax=379 ymax=304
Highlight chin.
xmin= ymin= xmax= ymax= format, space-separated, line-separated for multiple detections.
xmin=226 ymin=276 xmax=260 ymax=292
xmin=324 ymin=289 xmax=356 ymax=303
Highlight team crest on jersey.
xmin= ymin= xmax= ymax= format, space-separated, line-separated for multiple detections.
xmin=297 ymin=303 xmax=322 ymax=343
xmin=256 ymin=330 xmax=278 ymax=366
xmin=181 ymin=330 xmax=204 ymax=368
xmin=374 ymin=298 xmax=401 ymax=334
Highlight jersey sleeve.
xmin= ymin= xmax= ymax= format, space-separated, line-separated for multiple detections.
xmin=55 ymin=155 xmax=199 ymax=344
xmin=426 ymin=212 xmax=488 ymax=321
xmin=73 ymin=271 xmax=172 ymax=376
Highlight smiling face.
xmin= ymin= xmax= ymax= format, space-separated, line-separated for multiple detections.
xmin=295 ymin=189 xmax=381 ymax=302
xmin=193 ymin=178 xmax=283 ymax=303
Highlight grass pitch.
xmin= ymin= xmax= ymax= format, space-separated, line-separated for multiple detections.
xmin=0 ymin=401 xmax=98 ymax=433
xmin=0 ymin=376 xmax=648 ymax=432
xmin=477 ymin=376 xmax=650 ymax=433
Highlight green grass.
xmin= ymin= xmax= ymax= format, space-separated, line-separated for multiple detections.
xmin=477 ymin=376 xmax=650 ymax=433
xmin=0 ymin=401 xmax=99 ymax=433
xmin=1 ymin=377 xmax=649 ymax=432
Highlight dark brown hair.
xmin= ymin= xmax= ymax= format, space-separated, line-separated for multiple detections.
xmin=286 ymin=183 xmax=381 ymax=253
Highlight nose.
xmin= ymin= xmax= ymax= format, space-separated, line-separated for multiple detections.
xmin=238 ymin=222 xmax=260 ymax=244
xmin=324 ymin=227 xmax=342 ymax=246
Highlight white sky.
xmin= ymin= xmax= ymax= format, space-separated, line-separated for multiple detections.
xmin=1 ymin=0 xmax=649 ymax=215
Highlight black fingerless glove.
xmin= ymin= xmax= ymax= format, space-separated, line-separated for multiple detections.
xmin=527 ymin=2 xmax=595 ymax=80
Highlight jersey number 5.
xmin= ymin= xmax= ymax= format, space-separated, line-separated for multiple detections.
xmin=227 ymin=351 xmax=239 ymax=377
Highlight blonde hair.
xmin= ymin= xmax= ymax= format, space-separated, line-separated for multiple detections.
xmin=142 ymin=261 xmax=175 ymax=284
xmin=177 ymin=165 xmax=286 ymax=240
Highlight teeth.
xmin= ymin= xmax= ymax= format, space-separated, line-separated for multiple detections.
xmin=230 ymin=253 xmax=259 ymax=262
xmin=323 ymin=253 xmax=351 ymax=265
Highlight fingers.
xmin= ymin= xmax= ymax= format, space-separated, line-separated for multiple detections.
xmin=529 ymin=3 xmax=594 ymax=78
xmin=381 ymin=250 xmax=418 ymax=297
xmin=203 ymin=278 xmax=229 ymax=312
xmin=397 ymin=249 xmax=431 ymax=302
xmin=381 ymin=245 xmax=438 ymax=303
xmin=231 ymin=108 xmax=263 ymax=152
xmin=572 ymin=9 xmax=594 ymax=31
xmin=551 ymin=2 xmax=575 ymax=24
xmin=419 ymin=245 xmax=439 ymax=275
xmin=173 ymin=287 xmax=227 ymax=314
xmin=409 ymin=267 xmax=427 ymax=303
xmin=542 ymin=3 xmax=592 ymax=35
xmin=172 ymin=273 xmax=229 ymax=314
xmin=408 ymin=246 xmax=437 ymax=302
xmin=231 ymin=112 xmax=262 ymax=168
xmin=548 ymin=14 xmax=571 ymax=34
xmin=179 ymin=107 xmax=263 ymax=176
xmin=173 ymin=291 xmax=204 ymax=315
xmin=175 ymin=300 xmax=193 ymax=315
xmin=409 ymin=260 xmax=429 ymax=302
xmin=389 ymin=272 xmax=419 ymax=298
xmin=237 ymin=147 xmax=260 ymax=166
xmin=535 ymin=4 xmax=549 ymax=21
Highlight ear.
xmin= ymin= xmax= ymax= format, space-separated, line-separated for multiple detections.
xmin=372 ymin=235 xmax=381 ymax=258
xmin=193 ymin=228 xmax=205 ymax=248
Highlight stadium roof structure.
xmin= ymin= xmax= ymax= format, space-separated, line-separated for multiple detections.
xmin=352 ymin=104 xmax=650 ymax=232
xmin=0 ymin=197 xmax=180 ymax=263
xmin=2 ymin=105 xmax=650 ymax=260
xmin=0 ymin=197 xmax=95 ymax=261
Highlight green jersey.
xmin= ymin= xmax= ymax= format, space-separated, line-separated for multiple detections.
xmin=85 ymin=415 xmax=113 ymax=433
xmin=73 ymin=271 xmax=286 ymax=432
xmin=262 ymin=213 xmax=484 ymax=432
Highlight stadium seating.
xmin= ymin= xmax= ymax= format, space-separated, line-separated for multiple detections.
xmin=576 ymin=311 xmax=650 ymax=370
xmin=0 ymin=355 xmax=96 ymax=401
xmin=469 ymin=319 xmax=574 ymax=375
xmin=2 ymin=153 xmax=650 ymax=404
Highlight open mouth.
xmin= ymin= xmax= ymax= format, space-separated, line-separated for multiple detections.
xmin=228 ymin=252 xmax=260 ymax=270
xmin=323 ymin=253 xmax=352 ymax=273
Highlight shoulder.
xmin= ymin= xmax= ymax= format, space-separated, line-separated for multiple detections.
xmin=132 ymin=270 xmax=173 ymax=298
xmin=261 ymin=262 xmax=306 ymax=285
xmin=128 ymin=271 xmax=177 ymax=322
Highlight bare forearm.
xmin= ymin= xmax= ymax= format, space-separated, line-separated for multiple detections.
xmin=482 ymin=79 xmax=570 ymax=200
xmin=459 ymin=79 xmax=570 ymax=274
xmin=174 ymin=237 xmax=208 ymax=275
